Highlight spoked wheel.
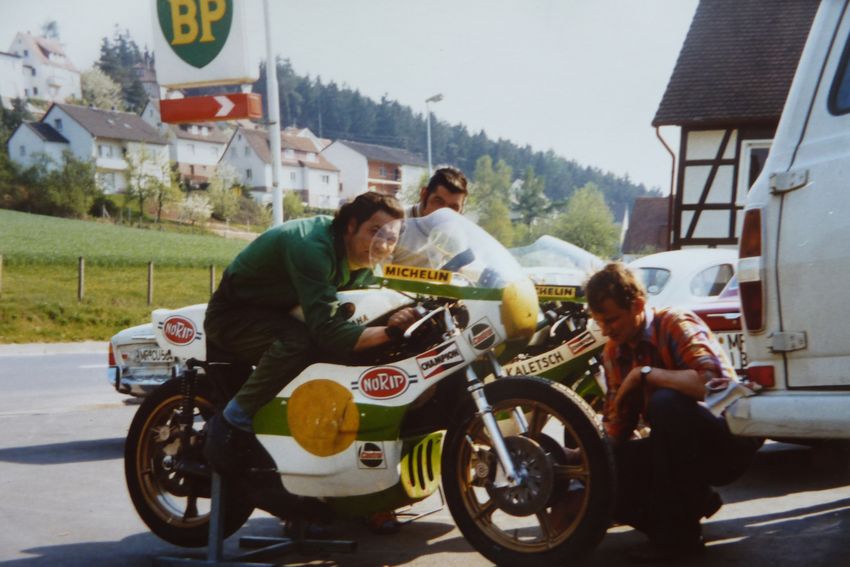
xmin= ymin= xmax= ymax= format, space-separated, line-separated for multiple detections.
xmin=124 ymin=377 xmax=254 ymax=547
xmin=442 ymin=376 xmax=613 ymax=566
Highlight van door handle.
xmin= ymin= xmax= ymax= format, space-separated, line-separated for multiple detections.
xmin=770 ymin=169 xmax=809 ymax=194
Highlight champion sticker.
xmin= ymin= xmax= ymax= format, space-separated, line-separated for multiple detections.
xmin=468 ymin=319 xmax=497 ymax=350
xmin=159 ymin=315 xmax=201 ymax=346
xmin=357 ymin=442 xmax=386 ymax=469
xmin=416 ymin=340 xmax=463 ymax=379
xmin=567 ymin=331 xmax=596 ymax=355
xmin=354 ymin=366 xmax=410 ymax=400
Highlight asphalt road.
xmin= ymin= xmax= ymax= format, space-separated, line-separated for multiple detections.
xmin=1 ymin=345 xmax=849 ymax=566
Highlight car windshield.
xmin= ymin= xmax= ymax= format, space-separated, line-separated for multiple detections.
xmin=637 ymin=267 xmax=671 ymax=296
xmin=371 ymin=208 xmax=527 ymax=292
xmin=510 ymin=235 xmax=604 ymax=274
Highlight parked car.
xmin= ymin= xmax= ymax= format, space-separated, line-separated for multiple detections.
xmin=629 ymin=249 xmax=745 ymax=375
xmin=510 ymin=234 xmax=605 ymax=287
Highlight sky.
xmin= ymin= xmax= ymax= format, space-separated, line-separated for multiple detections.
xmin=0 ymin=0 xmax=699 ymax=193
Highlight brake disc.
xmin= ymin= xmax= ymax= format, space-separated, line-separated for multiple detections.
xmin=487 ymin=436 xmax=554 ymax=516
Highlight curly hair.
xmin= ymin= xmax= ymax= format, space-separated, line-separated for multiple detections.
xmin=585 ymin=262 xmax=647 ymax=312
xmin=331 ymin=191 xmax=404 ymax=237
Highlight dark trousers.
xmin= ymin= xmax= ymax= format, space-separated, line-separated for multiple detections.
xmin=614 ymin=388 xmax=761 ymax=545
xmin=205 ymin=276 xmax=318 ymax=418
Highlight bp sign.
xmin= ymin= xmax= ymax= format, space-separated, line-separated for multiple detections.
xmin=152 ymin=0 xmax=257 ymax=88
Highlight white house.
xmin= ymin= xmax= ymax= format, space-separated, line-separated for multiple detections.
xmin=321 ymin=139 xmax=427 ymax=203
xmin=7 ymin=121 xmax=69 ymax=169
xmin=8 ymin=103 xmax=169 ymax=194
xmin=141 ymin=100 xmax=230 ymax=187
xmin=220 ymin=126 xmax=341 ymax=209
xmin=0 ymin=51 xmax=25 ymax=106
xmin=8 ymin=32 xmax=81 ymax=103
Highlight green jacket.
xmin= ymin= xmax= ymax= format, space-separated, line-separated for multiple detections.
xmin=224 ymin=216 xmax=374 ymax=355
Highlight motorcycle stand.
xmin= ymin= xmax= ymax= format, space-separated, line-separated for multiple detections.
xmin=155 ymin=473 xmax=357 ymax=566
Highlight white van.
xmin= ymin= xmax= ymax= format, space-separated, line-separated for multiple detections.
xmin=729 ymin=0 xmax=850 ymax=440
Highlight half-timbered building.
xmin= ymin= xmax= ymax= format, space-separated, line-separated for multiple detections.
xmin=653 ymin=0 xmax=818 ymax=248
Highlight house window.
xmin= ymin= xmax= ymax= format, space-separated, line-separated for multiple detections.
xmin=244 ymin=146 xmax=250 ymax=156
xmin=32 ymin=86 xmax=38 ymax=95
xmin=321 ymin=175 xmax=330 ymax=184
xmin=290 ymin=172 xmax=296 ymax=181
xmin=24 ymin=88 xmax=29 ymax=97
xmin=31 ymin=67 xmax=36 ymax=76
xmin=19 ymin=145 xmax=26 ymax=157
xmin=379 ymin=166 xmax=387 ymax=177
xmin=246 ymin=169 xmax=252 ymax=180
xmin=54 ymin=118 xmax=62 ymax=130
xmin=23 ymin=49 xmax=28 ymax=56
xmin=737 ymin=140 xmax=772 ymax=195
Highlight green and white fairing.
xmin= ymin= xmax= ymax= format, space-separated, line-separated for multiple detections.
xmin=251 ymin=209 xmax=538 ymax=507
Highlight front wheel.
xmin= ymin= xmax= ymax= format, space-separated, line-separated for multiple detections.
xmin=124 ymin=377 xmax=254 ymax=547
xmin=442 ymin=376 xmax=614 ymax=566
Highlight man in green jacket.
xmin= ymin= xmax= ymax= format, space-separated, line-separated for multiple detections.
xmin=204 ymin=192 xmax=415 ymax=473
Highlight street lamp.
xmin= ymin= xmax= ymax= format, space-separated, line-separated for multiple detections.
xmin=425 ymin=93 xmax=443 ymax=175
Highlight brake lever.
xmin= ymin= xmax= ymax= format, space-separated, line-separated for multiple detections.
xmin=403 ymin=305 xmax=447 ymax=339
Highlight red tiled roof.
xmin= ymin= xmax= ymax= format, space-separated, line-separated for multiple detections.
xmin=653 ymin=0 xmax=818 ymax=127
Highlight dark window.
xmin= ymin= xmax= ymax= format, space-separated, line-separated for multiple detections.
xmin=748 ymin=147 xmax=770 ymax=188
xmin=829 ymin=30 xmax=850 ymax=114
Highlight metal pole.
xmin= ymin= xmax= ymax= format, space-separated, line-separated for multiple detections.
xmin=264 ymin=0 xmax=284 ymax=226
xmin=209 ymin=264 xmax=216 ymax=296
xmin=426 ymin=103 xmax=433 ymax=176
xmin=77 ymin=256 xmax=84 ymax=302
xmin=147 ymin=261 xmax=154 ymax=306
xmin=425 ymin=94 xmax=442 ymax=176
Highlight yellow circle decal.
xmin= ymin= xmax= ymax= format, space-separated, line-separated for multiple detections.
xmin=286 ymin=379 xmax=359 ymax=457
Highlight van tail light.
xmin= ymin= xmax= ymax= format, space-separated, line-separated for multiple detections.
xmin=738 ymin=208 xmax=765 ymax=332
xmin=108 ymin=342 xmax=116 ymax=366
xmin=747 ymin=365 xmax=775 ymax=388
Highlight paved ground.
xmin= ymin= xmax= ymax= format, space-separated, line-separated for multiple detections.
xmin=1 ymin=344 xmax=849 ymax=565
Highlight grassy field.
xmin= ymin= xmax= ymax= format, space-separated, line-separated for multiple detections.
xmin=0 ymin=208 xmax=247 ymax=266
xmin=0 ymin=210 xmax=250 ymax=342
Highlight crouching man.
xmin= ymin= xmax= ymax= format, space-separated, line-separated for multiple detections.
xmin=585 ymin=263 xmax=760 ymax=563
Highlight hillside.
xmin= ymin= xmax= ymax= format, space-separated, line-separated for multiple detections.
xmin=188 ymin=60 xmax=656 ymax=219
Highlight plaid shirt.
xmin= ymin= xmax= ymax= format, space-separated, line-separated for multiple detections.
xmin=601 ymin=307 xmax=735 ymax=441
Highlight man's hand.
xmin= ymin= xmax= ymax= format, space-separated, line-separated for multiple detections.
xmin=613 ymin=366 xmax=644 ymax=414
xmin=387 ymin=307 xmax=420 ymax=334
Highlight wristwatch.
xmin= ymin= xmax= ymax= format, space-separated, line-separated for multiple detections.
xmin=640 ymin=365 xmax=652 ymax=386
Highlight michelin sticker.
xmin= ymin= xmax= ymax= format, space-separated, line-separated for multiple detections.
xmin=535 ymin=285 xmax=582 ymax=301
xmin=382 ymin=264 xmax=452 ymax=284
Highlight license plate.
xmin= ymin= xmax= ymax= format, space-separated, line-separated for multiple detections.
xmin=717 ymin=332 xmax=747 ymax=372
xmin=134 ymin=347 xmax=174 ymax=364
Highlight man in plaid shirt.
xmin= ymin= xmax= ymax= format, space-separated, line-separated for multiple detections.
xmin=586 ymin=262 xmax=760 ymax=563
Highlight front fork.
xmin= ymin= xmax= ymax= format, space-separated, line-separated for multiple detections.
xmin=463 ymin=351 xmax=528 ymax=488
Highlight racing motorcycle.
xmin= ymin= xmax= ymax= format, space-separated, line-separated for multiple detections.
xmin=124 ymin=209 xmax=614 ymax=565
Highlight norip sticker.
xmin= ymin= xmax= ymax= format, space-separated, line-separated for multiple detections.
xmin=383 ymin=264 xmax=452 ymax=284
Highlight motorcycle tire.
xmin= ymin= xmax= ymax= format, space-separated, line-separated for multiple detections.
xmin=442 ymin=376 xmax=614 ymax=566
xmin=124 ymin=377 xmax=254 ymax=547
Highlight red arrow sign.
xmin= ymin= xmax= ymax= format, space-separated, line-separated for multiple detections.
xmin=160 ymin=93 xmax=263 ymax=123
